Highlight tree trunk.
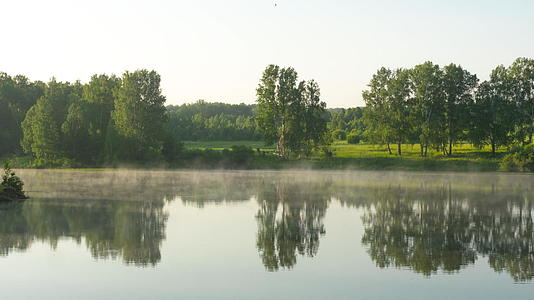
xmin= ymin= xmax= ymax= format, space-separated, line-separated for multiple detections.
xmin=491 ymin=141 xmax=496 ymax=156
xmin=277 ymin=123 xmax=287 ymax=159
xmin=397 ymin=142 xmax=402 ymax=156
xmin=420 ymin=144 xmax=424 ymax=157
xmin=387 ymin=143 xmax=392 ymax=155
xmin=448 ymin=119 xmax=453 ymax=156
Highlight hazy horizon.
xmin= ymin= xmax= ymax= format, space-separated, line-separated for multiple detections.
xmin=1 ymin=0 xmax=532 ymax=108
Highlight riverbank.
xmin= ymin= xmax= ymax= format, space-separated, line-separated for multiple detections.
xmin=178 ymin=141 xmax=503 ymax=172
xmin=2 ymin=151 xmax=502 ymax=173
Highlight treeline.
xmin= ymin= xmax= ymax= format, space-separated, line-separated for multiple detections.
xmin=1 ymin=58 xmax=532 ymax=166
xmin=1 ymin=70 xmax=176 ymax=166
xmin=166 ymin=100 xmax=261 ymax=141
xmin=363 ymin=57 xmax=533 ymax=156
xmin=328 ymin=107 xmax=366 ymax=143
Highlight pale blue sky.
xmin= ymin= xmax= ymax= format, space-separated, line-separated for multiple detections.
xmin=1 ymin=0 xmax=532 ymax=107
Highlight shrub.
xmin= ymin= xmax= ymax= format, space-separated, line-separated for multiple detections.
xmin=500 ymin=145 xmax=534 ymax=172
xmin=331 ymin=129 xmax=347 ymax=141
xmin=347 ymin=131 xmax=362 ymax=144
xmin=1 ymin=161 xmax=27 ymax=201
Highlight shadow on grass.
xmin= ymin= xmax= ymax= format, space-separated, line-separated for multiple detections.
xmin=312 ymin=156 xmax=500 ymax=172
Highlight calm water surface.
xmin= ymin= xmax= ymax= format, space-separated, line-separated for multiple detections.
xmin=1 ymin=170 xmax=534 ymax=299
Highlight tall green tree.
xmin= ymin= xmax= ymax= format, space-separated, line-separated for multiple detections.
xmin=20 ymin=79 xmax=82 ymax=165
xmin=0 ymin=73 xmax=44 ymax=155
xmin=61 ymin=100 xmax=93 ymax=162
xmin=83 ymin=74 xmax=120 ymax=148
xmin=302 ymin=80 xmax=329 ymax=155
xmin=470 ymin=66 xmax=516 ymax=155
xmin=256 ymin=65 xmax=328 ymax=158
xmin=363 ymin=68 xmax=412 ymax=155
xmin=362 ymin=68 xmax=394 ymax=152
xmin=508 ymin=58 xmax=534 ymax=144
xmin=111 ymin=70 xmax=167 ymax=161
xmin=21 ymin=96 xmax=61 ymax=163
xmin=442 ymin=64 xmax=478 ymax=155
xmin=386 ymin=69 xmax=413 ymax=155
xmin=410 ymin=62 xmax=445 ymax=157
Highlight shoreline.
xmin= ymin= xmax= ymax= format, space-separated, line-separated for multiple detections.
xmin=8 ymin=157 xmax=502 ymax=173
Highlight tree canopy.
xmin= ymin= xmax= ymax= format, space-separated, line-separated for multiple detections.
xmin=256 ymin=65 xmax=329 ymax=158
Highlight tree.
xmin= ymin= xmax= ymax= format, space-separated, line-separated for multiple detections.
xmin=0 ymin=73 xmax=44 ymax=156
xmin=61 ymin=100 xmax=93 ymax=163
xmin=0 ymin=100 xmax=18 ymax=155
xmin=298 ymin=80 xmax=329 ymax=156
xmin=410 ymin=62 xmax=445 ymax=157
xmin=362 ymin=68 xmax=394 ymax=153
xmin=82 ymin=74 xmax=121 ymax=158
xmin=111 ymin=70 xmax=167 ymax=161
xmin=363 ymin=68 xmax=412 ymax=155
xmin=386 ymin=69 xmax=413 ymax=155
xmin=442 ymin=64 xmax=478 ymax=155
xmin=20 ymin=79 xmax=81 ymax=165
xmin=470 ymin=66 xmax=516 ymax=155
xmin=20 ymin=96 xmax=61 ymax=163
xmin=256 ymin=65 xmax=328 ymax=158
xmin=508 ymin=58 xmax=534 ymax=144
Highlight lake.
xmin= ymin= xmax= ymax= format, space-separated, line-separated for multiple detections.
xmin=1 ymin=170 xmax=534 ymax=299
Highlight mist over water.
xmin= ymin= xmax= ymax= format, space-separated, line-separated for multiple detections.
xmin=1 ymin=170 xmax=534 ymax=299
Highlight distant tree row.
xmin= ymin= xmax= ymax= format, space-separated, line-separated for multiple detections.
xmin=363 ymin=57 xmax=533 ymax=156
xmin=166 ymin=100 xmax=261 ymax=141
xmin=328 ymin=107 xmax=366 ymax=143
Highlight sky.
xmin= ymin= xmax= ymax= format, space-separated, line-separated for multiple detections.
xmin=1 ymin=0 xmax=532 ymax=107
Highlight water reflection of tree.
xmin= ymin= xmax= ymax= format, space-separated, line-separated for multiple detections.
xmin=255 ymin=180 xmax=330 ymax=271
xmin=360 ymin=185 xmax=476 ymax=275
xmin=0 ymin=203 xmax=33 ymax=256
xmin=358 ymin=183 xmax=534 ymax=282
xmin=0 ymin=200 xmax=167 ymax=266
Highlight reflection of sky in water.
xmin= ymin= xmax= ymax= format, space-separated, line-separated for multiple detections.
xmin=0 ymin=170 xmax=533 ymax=300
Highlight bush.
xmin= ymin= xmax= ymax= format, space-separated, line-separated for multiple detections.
xmin=500 ymin=145 xmax=534 ymax=172
xmin=331 ymin=129 xmax=347 ymax=141
xmin=347 ymin=131 xmax=362 ymax=144
xmin=0 ymin=161 xmax=27 ymax=201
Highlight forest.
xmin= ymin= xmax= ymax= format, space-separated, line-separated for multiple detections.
xmin=0 ymin=58 xmax=532 ymax=170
